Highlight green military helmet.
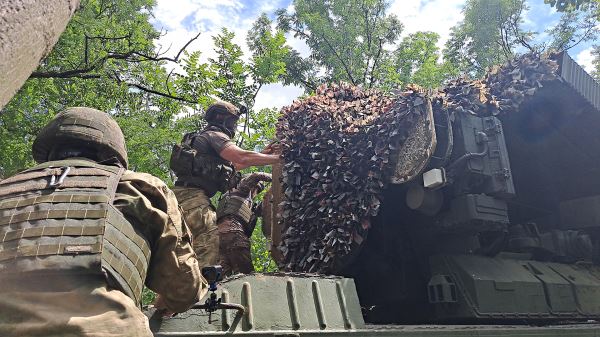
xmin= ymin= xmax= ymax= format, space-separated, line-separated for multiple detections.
xmin=32 ymin=107 xmax=129 ymax=168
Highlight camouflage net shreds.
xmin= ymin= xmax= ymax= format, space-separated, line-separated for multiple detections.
xmin=436 ymin=53 xmax=560 ymax=118
xmin=276 ymin=53 xmax=561 ymax=274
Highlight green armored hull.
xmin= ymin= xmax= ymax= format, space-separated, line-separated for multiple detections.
xmin=148 ymin=273 xmax=600 ymax=336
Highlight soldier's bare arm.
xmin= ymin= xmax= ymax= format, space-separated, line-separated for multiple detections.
xmin=219 ymin=144 xmax=280 ymax=170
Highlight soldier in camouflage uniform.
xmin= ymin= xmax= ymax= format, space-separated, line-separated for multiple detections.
xmin=170 ymin=101 xmax=280 ymax=269
xmin=217 ymin=172 xmax=272 ymax=276
xmin=0 ymin=107 xmax=207 ymax=337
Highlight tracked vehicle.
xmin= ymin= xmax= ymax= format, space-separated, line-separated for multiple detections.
xmin=148 ymin=52 xmax=600 ymax=336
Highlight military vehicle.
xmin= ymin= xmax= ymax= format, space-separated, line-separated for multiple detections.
xmin=148 ymin=52 xmax=600 ymax=336
xmin=3 ymin=2 xmax=600 ymax=336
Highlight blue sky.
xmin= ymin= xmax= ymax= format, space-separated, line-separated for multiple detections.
xmin=150 ymin=0 xmax=597 ymax=111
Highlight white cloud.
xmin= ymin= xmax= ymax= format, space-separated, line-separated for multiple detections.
xmin=148 ymin=0 xmax=474 ymax=110
xmin=150 ymin=0 xmax=304 ymax=110
xmin=576 ymin=47 xmax=595 ymax=74
xmin=286 ymin=33 xmax=311 ymax=58
xmin=389 ymin=0 xmax=464 ymax=50
xmin=254 ymin=83 xmax=304 ymax=111
xmin=151 ymin=0 xmax=246 ymax=62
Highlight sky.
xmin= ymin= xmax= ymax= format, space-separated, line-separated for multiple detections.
xmin=150 ymin=0 xmax=597 ymax=112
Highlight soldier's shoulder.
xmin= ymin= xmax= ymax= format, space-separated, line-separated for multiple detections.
xmin=121 ymin=170 xmax=168 ymax=188
xmin=202 ymin=129 xmax=230 ymax=140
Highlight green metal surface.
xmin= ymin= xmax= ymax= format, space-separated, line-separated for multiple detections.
xmin=429 ymin=255 xmax=600 ymax=321
xmin=152 ymin=323 xmax=600 ymax=336
xmin=149 ymin=274 xmax=364 ymax=335
xmin=148 ymin=273 xmax=600 ymax=336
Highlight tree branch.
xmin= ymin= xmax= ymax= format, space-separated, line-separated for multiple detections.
xmin=30 ymin=32 xmax=201 ymax=79
xmin=31 ymin=67 xmax=101 ymax=79
xmin=127 ymin=82 xmax=197 ymax=104
xmin=319 ymin=33 xmax=357 ymax=84
xmin=134 ymin=31 xmax=201 ymax=63
xmin=368 ymin=38 xmax=384 ymax=88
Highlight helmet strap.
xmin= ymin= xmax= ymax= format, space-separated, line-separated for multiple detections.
xmin=207 ymin=121 xmax=235 ymax=138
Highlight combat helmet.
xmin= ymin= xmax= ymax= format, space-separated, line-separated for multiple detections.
xmin=204 ymin=101 xmax=246 ymax=137
xmin=32 ymin=107 xmax=129 ymax=168
xmin=204 ymin=101 xmax=241 ymax=123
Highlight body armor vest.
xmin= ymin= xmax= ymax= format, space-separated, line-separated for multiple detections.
xmin=216 ymin=193 xmax=253 ymax=224
xmin=170 ymin=126 xmax=239 ymax=195
xmin=0 ymin=159 xmax=150 ymax=305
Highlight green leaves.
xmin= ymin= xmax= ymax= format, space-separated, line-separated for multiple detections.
xmin=444 ymin=0 xmax=598 ymax=78
xmin=248 ymin=14 xmax=290 ymax=86
xmin=443 ymin=0 xmax=536 ymax=77
xmin=383 ymin=32 xmax=458 ymax=90
xmin=276 ymin=0 xmax=403 ymax=89
xmin=210 ymin=28 xmax=252 ymax=105
xmin=250 ymin=221 xmax=278 ymax=272
xmin=593 ymin=46 xmax=600 ymax=80
xmin=0 ymin=0 xmax=181 ymax=178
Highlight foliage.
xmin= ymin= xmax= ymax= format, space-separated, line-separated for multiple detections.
xmin=594 ymin=46 xmax=600 ymax=79
xmin=545 ymin=1 xmax=599 ymax=52
xmin=210 ymin=29 xmax=253 ymax=105
xmin=380 ymin=32 xmax=459 ymax=91
xmin=250 ymin=221 xmax=278 ymax=272
xmin=0 ymin=0 xmax=186 ymax=180
xmin=544 ymin=0 xmax=597 ymax=13
xmin=544 ymin=0 xmax=599 ymax=81
xmin=275 ymin=0 xmax=459 ymax=91
xmin=445 ymin=0 xmax=599 ymax=77
xmin=444 ymin=0 xmax=538 ymax=77
xmin=276 ymin=0 xmax=403 ymax=89
xmin=142 ymin=287 xmax=156 ymax=306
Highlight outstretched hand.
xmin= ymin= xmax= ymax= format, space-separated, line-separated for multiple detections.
xmin=261 ymin=142 xmax=282 ymax=155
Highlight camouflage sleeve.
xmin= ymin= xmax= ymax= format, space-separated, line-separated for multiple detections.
xmin=114 ymin=171 xmax=208 ymax=312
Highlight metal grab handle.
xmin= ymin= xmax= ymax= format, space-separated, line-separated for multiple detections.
xmin=191 ymin=302 xmax=246 ymax=316
xmin=49 ymin=166 xmax=71 ymax=187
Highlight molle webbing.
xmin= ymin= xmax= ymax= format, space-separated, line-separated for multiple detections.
xmin=0 ymin=162 xmax=119 ymax=199
xmin=0 ymin=207 xmax=108 ymax=226
xmin=217 ymin=195 xmax=253 ymax=223
xmin=0 ymin=160 xmax=150 ymax=305
xmin=172 ymin=129 xmax=238 ymax=194
xmin=0 ymin=242 xmax=103 ymax=261
xmin=0 ymin=167 xmax=112 ymax=186
xmin=0 ymin=194 xmax=109 ymax=210
xmin=102 ymin=210 xmax=151 ymax=303
xmin=1 ymin=224 xmax=105 ymax=244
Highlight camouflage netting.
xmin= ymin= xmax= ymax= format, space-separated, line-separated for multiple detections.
xmin=276 ymin=53 xmax=561 ymax=273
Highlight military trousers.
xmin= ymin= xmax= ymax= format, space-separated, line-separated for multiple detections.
xmin=218 ymin=227 xmax=254 ymax=276
xmin=172 ymin=186 xmax=219 ymax=268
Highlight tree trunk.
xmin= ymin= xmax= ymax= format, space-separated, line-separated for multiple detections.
xmin=0 ymin=0 xmax=79 ymax=109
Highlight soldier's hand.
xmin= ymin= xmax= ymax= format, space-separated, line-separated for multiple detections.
xmin=154 ymin=295 xmax=176 ymax=318
xmin=261 ymin=142 xmax=281 ymax=155
xmin=261 ymin=143 xmax=274 ymax=154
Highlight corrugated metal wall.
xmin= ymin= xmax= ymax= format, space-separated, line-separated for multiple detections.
xmin=559 ymin=52 xmax=600 ymax=113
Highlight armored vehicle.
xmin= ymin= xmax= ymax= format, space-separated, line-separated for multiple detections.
xmin=148 ymin=52 xmax=600 ymax=336
xmin=3 ymin=2 xmax=600 ymax=336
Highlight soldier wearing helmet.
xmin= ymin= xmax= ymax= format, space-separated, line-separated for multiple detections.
xmin=170 ymin=101 xmax=280 ymax=269
xmin=216 ymin=172 xmax=272 ymax=276
xmin=0 ymin=107 xmax=207 ymax=337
